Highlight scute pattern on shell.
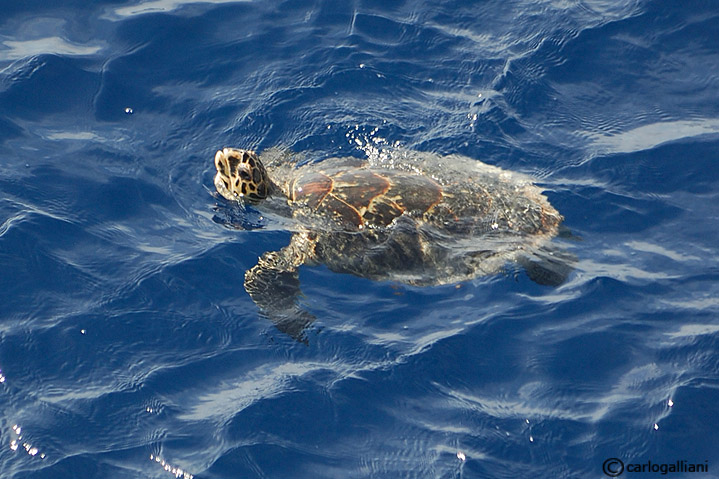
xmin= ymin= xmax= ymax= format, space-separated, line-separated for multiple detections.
xmin=289 ymin=167 xmax=444 ymax=230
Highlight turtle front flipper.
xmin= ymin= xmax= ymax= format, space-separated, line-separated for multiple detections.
xmin=243 ymin=233 xmax=316 ymax=342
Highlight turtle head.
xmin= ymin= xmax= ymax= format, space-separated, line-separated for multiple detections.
xmin=214 ymin=148 xmax=270 ymax=202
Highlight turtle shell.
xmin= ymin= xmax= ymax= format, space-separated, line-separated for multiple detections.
xmin=288 ymin=168 xmax=443 ymax=230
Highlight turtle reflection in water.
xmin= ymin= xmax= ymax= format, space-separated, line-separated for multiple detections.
xmin=213 ymin=147 xmax=573 ymax=340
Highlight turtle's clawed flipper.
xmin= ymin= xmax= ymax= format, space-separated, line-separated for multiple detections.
xmin=519 ymin=246 xmax=576 ymax=286
xmin=244 ymin=233 xmax=316 ymax=342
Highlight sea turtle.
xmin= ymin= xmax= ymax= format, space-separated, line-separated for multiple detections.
xmin=213 ymin=147 xmax=573 ymax=340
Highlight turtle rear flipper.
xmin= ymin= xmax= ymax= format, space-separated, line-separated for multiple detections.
xmin=519 ymin=246 xmax=576 ymax=286
xmin=244 ymin=233 xmax=316 ymax=342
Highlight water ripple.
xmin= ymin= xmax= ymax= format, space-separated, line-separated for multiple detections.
xmin=2 ymin=0 xmax=719 ymax=478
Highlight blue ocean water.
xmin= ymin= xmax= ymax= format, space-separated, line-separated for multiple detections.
xmin=1 ymin=0 xmax=718 ymax=478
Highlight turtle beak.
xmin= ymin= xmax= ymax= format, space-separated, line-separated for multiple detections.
xmin=214 ymin=149 xmax=237 ymax=200
xmin=215 ymin=149 xmax=229 ymax=176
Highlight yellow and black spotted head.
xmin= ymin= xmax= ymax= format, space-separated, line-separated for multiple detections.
xmin=214 ymin=148 xmax=270 ymax=202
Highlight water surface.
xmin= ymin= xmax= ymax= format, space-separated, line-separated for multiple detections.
xmin=1 ymin=1 xmax=718 ymax=478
